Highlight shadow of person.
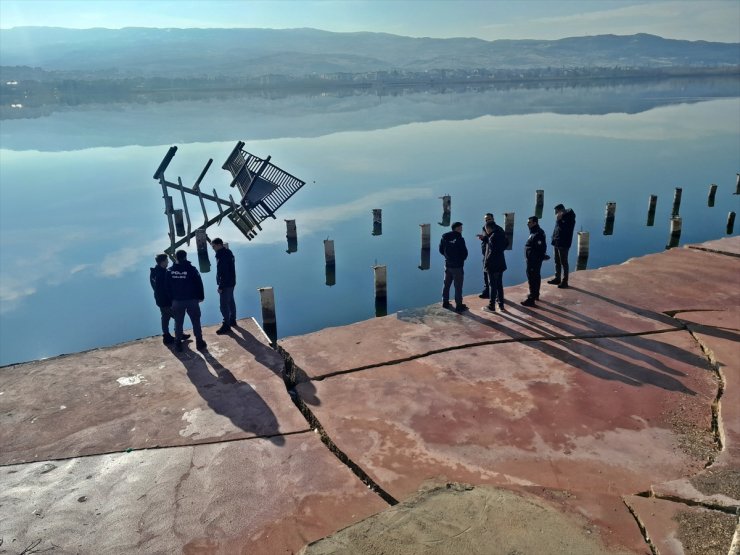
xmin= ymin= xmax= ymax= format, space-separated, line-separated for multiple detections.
xmin=174 ymin=345 xmax=286 ymax=446
xmin=230 ymin=325 xmax=321 ymax=407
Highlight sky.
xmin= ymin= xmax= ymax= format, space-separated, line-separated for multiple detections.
xmin=0 ymin=0 xmax=738 ymax=42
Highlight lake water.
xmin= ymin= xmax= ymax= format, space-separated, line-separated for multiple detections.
xmin=1 ymin=77 xmax=739 ymax=366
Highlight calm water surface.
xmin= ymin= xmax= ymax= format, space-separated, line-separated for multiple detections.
xmin=1 ymin=79 xmax=739 ymax=365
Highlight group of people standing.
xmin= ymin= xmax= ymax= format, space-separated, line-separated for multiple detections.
xmin=439 ymin=204 xmax=576 ymax=312
xmin=149 ymin=238 xmax=238 ymax=352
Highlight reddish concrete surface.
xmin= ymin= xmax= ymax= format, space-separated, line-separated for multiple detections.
xmin=0 ymin=433 xmax=387 ymax=555
xmin=688 ymin=236 xmax=740 ymax=257
xmin=624 ymin=495 xmax=738 ymax=555
xmin=0 ymin=319 xmax=310 ymax=465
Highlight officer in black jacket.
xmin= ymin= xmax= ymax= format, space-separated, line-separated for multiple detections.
xmin=439 ymin=221 xmax=469 ymax=312
xmin=548 ymin=203 xmax=576 ymax=289
xmin=167 ymin=250 xmax=206 ymax=351
xmin=150 ymin=254 xmax=188 ymax=345
xmin=482 ymin=218 xmax=508 ymax=312
xmin=521 ymin=216 xmax=548 ymax=307
xmin=210 ymin=238 xmax=237 ymax=334
xmin=476 ymin=213 xmax=494 ymax=298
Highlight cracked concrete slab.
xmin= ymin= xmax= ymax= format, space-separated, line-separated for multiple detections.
xmin=624 ymin=495 xmax=738 ymax=555
xmin=296 ymin=331 xmax=718 ymax=500
xmin=0 ymin=433 xmax=387 ymax=555
xmin=0 ymin=319 xmax=308 ymax=465
xmin=302 ymin=483 xmax=643 ymax=555
xmin=688 ymin=236 xmax=740 ymax=257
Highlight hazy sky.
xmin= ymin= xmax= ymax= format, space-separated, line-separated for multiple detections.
xmin=0 ymin=0 xmax=738 ymax=42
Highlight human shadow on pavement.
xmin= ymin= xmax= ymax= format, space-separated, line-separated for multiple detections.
xmin=174 ymin=344 xmax=286 ymax=446
xmin=231 ymin=326 xmax=321 ymax=407
xmin=462 ymin=304 xmax=697 ymax=394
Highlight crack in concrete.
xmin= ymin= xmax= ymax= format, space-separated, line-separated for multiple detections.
xmin=637 ymin=490 xmax=739 ymax=515
xmin=687 ymin=246 xmax=740 ymax=259
xmin=306 ymin=327 xmax=684 ymax=381
xmin=622 ymin=496 xmax=660 ymax=555
xmin=276 ymin=344 xmax=399 ymax=507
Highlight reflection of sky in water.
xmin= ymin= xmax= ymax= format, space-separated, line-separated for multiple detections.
xmin=1 ymin=93 xmax=739 ymax=365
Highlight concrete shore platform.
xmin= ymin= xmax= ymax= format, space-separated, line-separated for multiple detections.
xmin=1 ymin=238 xmax=739 ymax=554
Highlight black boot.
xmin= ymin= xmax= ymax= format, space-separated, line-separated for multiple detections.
xmin=216 ymin=323 xmax=231 ymax=335
xmin=520 ymin=297 xmax=536 ymax=307
xmin=196 ymin=339 xmax=207 ymax=350
xmin=478 ymin=289 xmax=490 ymax=299
xmin=558 ymin=280 xmax=569 ymax=289
xmin=163 ymin=333 xmax=175 ymax=345
xmin=547 ymin=277 xmax=561 ymax=285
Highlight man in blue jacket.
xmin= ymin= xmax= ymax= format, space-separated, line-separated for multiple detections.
xmin=211 ymin=238 xmax=237 ymax=334
xmin=548 ymin=203 xmax=576 ymax=289
xmin=167 ymin=250 xmax=206 ymax=352
xmin=439 ymin=221 xmax=469 ymax=313
xmin=521 ymin=216 xmax=548 ymax=308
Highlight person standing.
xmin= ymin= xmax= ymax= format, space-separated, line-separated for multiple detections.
xmin=168 ymin=250 xmax=207 ymax=351
xmin=521 ymin=216 xmax=548 ymax=308
xmin=150 ymin=254 xmax=188 ymax=345
xmin=210 ymin=238 xmax=237 ymax=334
xmin=439 ymin=221 xmax=469 ymax=313
xmin=476 ymin=213 xmax=494 ymax=298
xmin=482 ymin=218 xmax=508 ymax=313
xmin=548 ymin=203 xmax=576 ymax=289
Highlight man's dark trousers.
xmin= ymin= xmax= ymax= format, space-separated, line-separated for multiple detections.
xmin=173 ymin=299 xmax=203 ymax=341
xmin=554 ymin=247 xmax=570 ymax=282
xmin=443 ymin=267 xmax=464 ymax=305
xmin=219 ymin=286 xmax=236 ymax=324
xmin=159 ymin=306 xmax=173 ymax=335
xmin=486 ymin=270 xmax=504 ymax=306
xmin=526 ymin=260 xmax=543 ymax=300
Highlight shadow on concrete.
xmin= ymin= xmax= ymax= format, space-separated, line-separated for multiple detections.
xmin=460 ymin=301 xmax=698 ymax=394
xmin=174 ymin=343 xmax=286 ymax=446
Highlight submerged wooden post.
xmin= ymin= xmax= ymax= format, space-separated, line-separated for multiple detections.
xmin=285 ymin=219 xmax=297 ymax=253
xmin=173 ymin=209 xmax=186 ymax=236
xmin=576 ymin=231 xmax=589 ymax=271
xmin=728 ymin=212 xmax=736 ymax=235
xmin=707 ymin=184 xmax=718 ymax=207
xmin=646 ymin=195 xmax=658 ymax=226
xmin=372 ymin=209 xmax=382 ymax=236
xmin=671 ymin=187 xmax=682 ymax=216
xmin=504 ymin=212 xmax=515 ymax=250
xmin=373 ymin=265 xmax=388 ymax=317
xmin=195 ymin=229 xmax=210 ymax=273
xmin=419 ymin=223 xmax=431 ymax=270
xmin=439 ymin=195 xmax=451 ymax=227
xmin=666 ymin=216 xmax=682 ymax=249
xmin=603 ymin=202 xmax=616 ymax=235
xmin=324 ymin=239 xmax=336 ymax=286
xmin=735 ymin=173 xmax=739 ymax=195
xmin=535 ymin=189 xmax=544 ymax=219
xmin=257 ymin=287 xmax=277 ymax=344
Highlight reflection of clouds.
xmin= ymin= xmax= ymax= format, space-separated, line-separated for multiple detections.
xmin=99 ymin=239 xmax=163 ymax=278
xmin=471 ymin=98 xmax=740 ymax=141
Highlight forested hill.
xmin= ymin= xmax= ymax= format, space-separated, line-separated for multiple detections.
xmin=1 ymin=27 xmax=738 ymax=78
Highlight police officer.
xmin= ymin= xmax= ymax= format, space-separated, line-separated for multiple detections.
xmin=167 ymin=250 xmax=206 ymax=351
xmin=439 ymin=221 xmax=469 ymax=312
xmin=521 ymin=216 xmax=548 ymax=307
xmin=476 ymin=213 xmax=494 ymax=298
xmin=210 ymin=238 xmax=237 ymax=334
xmin=548 ymin=203 xmax=576 ymax=289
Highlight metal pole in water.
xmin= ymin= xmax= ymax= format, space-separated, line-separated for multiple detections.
xmin=439 ymin=195 xmax=451 ymax=227
xmin=603 ymin=202 xmax=616 ymax=235
xmin=373 ymin=265 xmax=388 ymax=317
xmin=535 ymin=189 xmax=544 ymax=219
xmin=257 ymin=287 xmax=277 ymax=344
xmin=419 ymin=223 xmax=431 ymax=270
xmin=666 ymin=216 xmax=682 ymax=249
xmin=324 ymin=239 xmax=336 ymax=286
xmin=708 ymin=184 xmax=718 ymax=207
xmin=372 ymin=209 xmax=383 ymax=236
xmin=646 ymin=195 xmax=657 ymax=226
xmin=671 ymin=187 xmax=682 ymax=216
xmin=728 ymin=212 xmax=736 ymax=235
xmin=285 ymin=219 xmax=297 ymax=253
xmin=576 ymin=231 xmax=590 ymax=270
xmin=504 ymin=212 xmax=515 ymax=250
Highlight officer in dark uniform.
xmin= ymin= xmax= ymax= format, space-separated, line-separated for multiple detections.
xmin=548 ymin=203 xmax=576 ymax=289
xmin=167 ymin=250 xmax=206 ymax=351
xmin=476 ymin=213 xmax=494 ymax=298
xmin=439 ymin=221 xmax=469 ymax=312
xmin=521 ymin=216 xmax=548 ymax=307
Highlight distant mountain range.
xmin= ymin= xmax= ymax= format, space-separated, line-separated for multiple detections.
xmin=1 ymin=27 xmax=738 ymax=78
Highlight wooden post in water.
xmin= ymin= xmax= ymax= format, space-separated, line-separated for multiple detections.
xmin=671 ymin=187 xmax=682 ymax=216
xmin=324 ymin=239 xmax=336 ymax=286
xmin=646 ymin=195 xmax=658 ymax=226
xmin=419 ymin=224 xmax=431 ymax=270
xmin=285 ymin=219 xmax=297 ymax=253
xmin=603 ymin=202 xmax=616 ymax=235
xmin=257 ymin=287 xmax=277 ymax=344
xmin=174 ymin=209 xmax=186 ymax=236
xmin=195 ymin=229 xmax=210 ymax=273
xmin=372 ymin=209 xmax=383 ymax=236
xmin=373 ymin=265 xmax=388 ymax=317
xmin=728 ymin=212 xmax=736 ymax=235
xmin=707 ymin=185 xmax=718 ymax=207
xmin=535 ymin=189 xmax=544 ymax=219
xmin=439 ymin=195 xmax=451 ymax=227
xmin=735 ymin=173 xmax=739 ymax=195
xmin=576 ymin=231 xmax=589 ymax=270
xmin=504 ymin=212 xmax=515 ymax=250
xmin=666 ymin=216 xmax=682 ymax=249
